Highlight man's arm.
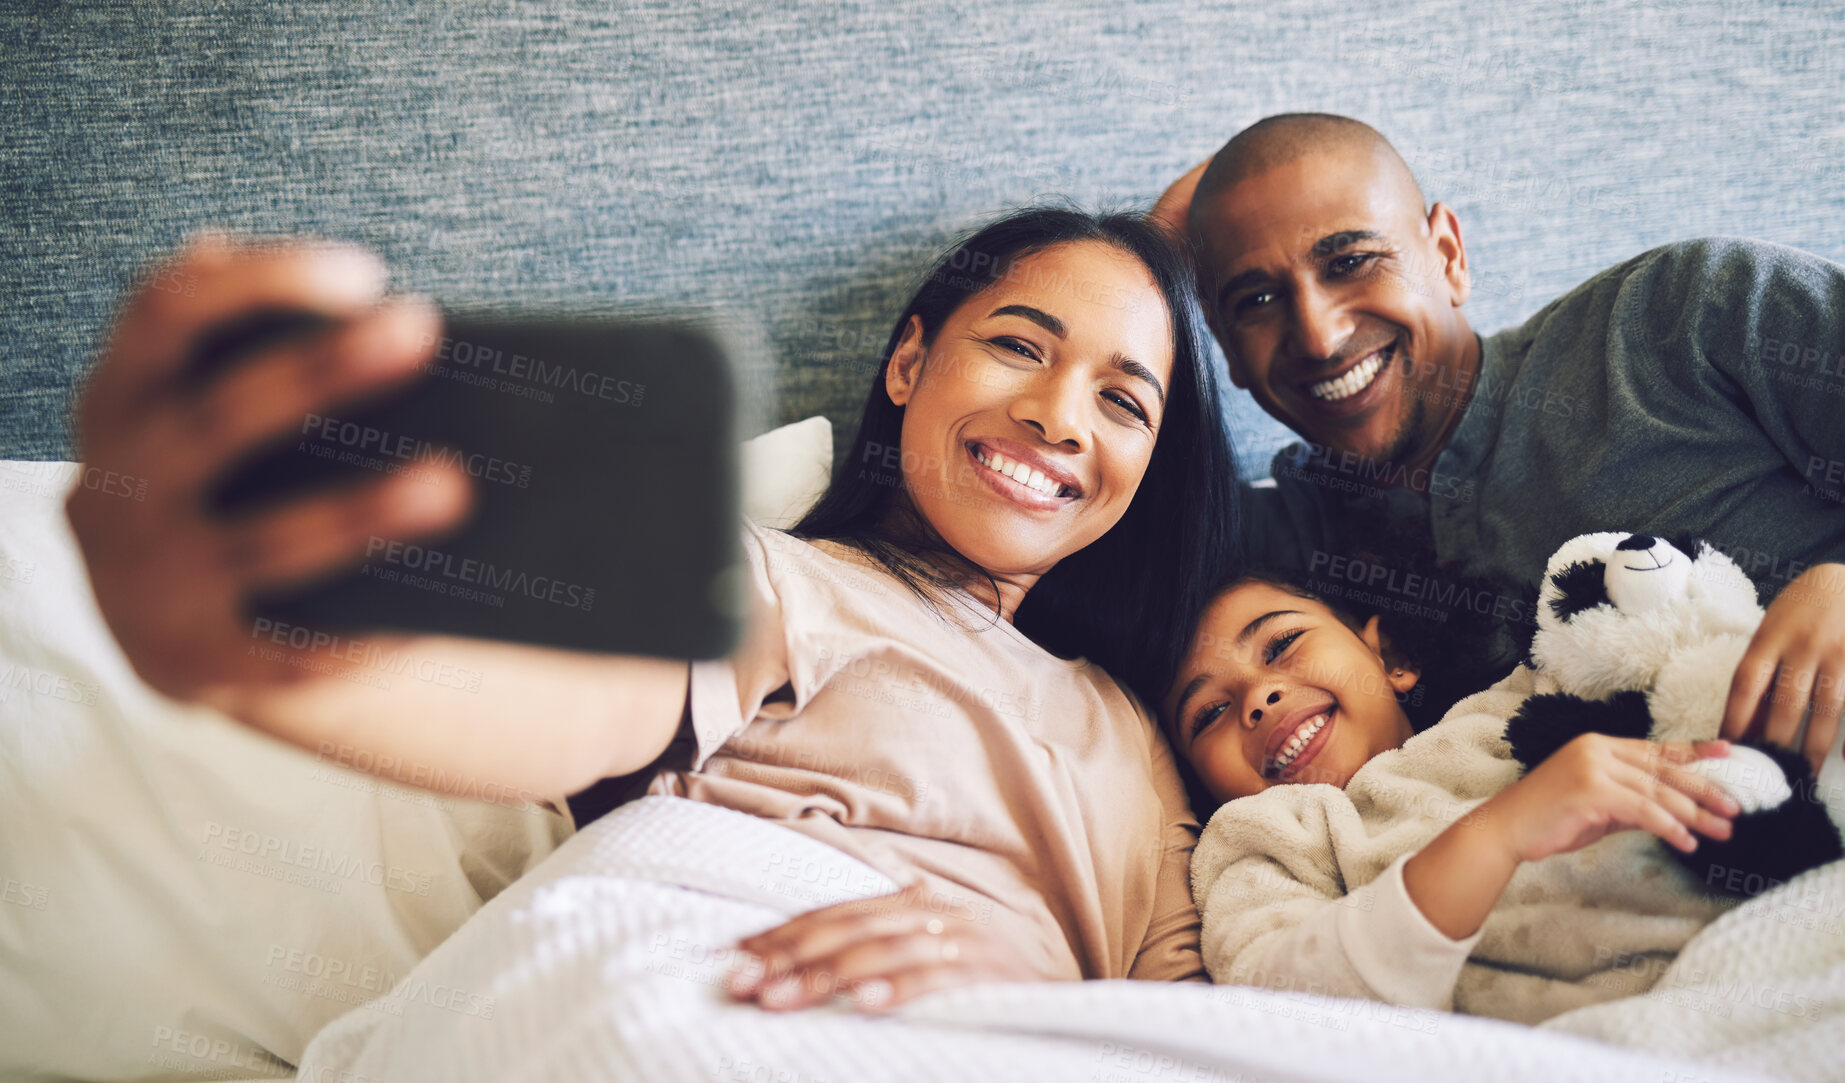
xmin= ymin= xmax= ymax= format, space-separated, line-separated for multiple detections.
xmin=1664 ymin=240 xmax=1845 ymax=767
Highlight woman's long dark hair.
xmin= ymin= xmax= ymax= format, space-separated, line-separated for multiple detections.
xmin=792 ymin=206 xmax=1241 ymax=708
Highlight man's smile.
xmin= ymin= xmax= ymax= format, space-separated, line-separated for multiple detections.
xmin=1306 ymin=347 xmax=1387 ymax=402
xmin=1292 ymin=338 xmax=1399 ymax=420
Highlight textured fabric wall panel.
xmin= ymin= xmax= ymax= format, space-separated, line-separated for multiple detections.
xmin=3 ymin=1 xmax=1842 ymax=473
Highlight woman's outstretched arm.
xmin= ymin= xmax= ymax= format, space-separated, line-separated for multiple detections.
xmin=67 ymin=234 xmax=688 ymax=801
xmin=209 ymin=635 xmax=689 ymax=803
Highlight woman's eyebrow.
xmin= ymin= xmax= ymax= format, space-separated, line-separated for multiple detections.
xmin=1114 ymin=354 xmax=1165 ymax=407
xmin=988 ymin=304 xmax=1065 ymax=337
xmin=987 ymin=305 xmax=1165 ymax=406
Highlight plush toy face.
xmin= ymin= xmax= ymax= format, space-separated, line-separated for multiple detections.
xmin=1514 ymin=531 xmax=1845 ymax=898
xmin=1604 ymin=533 xmax=1691 ymax=612
xmin=1530 ymin=532 xmax=1762 ymax=702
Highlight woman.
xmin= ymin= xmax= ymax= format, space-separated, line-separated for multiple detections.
xmin=68 ymin=207 xmax=1241 ymax=1010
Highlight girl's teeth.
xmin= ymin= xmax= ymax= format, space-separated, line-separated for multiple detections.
xmin=1308 ymin=351 xmax=1386 ymax=402
xmin=1274 ymin=714 xmax=1328 ymax=772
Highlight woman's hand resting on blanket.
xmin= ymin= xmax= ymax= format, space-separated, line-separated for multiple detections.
xmin=727 ymin=885 xmax=1049 ymax=1013
xmin=1404 ymin=735 xmax=1740 ymax=940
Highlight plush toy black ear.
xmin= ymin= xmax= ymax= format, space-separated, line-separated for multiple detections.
xmin=1503 ymin=690 xmax=1655 ymax=771
xmin=1547 ymin=558 xmax=1611 ymax=622
xmin=1661 ymin=533 xmax=1710 ymax=561
xmin=1674 ymin=741 xmax=1845 ymax=899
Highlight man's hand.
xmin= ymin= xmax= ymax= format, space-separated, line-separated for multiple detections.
xmin=1722 ymin=562 xmax=1845 ymax=774
xmin=726 ymin=885 xmax=1050 ymax=1013
xmin=1149 ymin=159 xmax=1209 ymax=241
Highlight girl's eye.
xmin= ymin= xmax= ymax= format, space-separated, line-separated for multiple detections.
xmin=1104 ymin=390 xmax=1148 ymax=423
xmin=1190 ymin=701 xmax=1229 ymax=740
xmin=1263 ymin=629 xmax=1304 ymax=665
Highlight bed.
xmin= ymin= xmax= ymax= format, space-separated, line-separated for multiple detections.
xmin=7 ymin=443 xmax=1842 ymax=1083
xmin=4 ymin=3 xmax=1841 ymax=1080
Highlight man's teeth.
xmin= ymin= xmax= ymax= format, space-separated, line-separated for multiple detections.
xmin=1307 ymin=350 xmax=1386 ymax=402
xmin=1273 ymin=713 xmax=1328 ymax=771
xmin=973 ymin=448 xmax=1069 ymax=497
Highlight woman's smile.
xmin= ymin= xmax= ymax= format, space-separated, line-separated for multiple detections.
xmin=966 ymin=438 xmax=1082 ymax=510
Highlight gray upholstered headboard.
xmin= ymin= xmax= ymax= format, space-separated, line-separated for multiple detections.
xmin=5 ymin=1 xmax=1841 ymax=474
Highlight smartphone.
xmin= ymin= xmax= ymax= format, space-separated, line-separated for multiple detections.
xmin=190 ymin=309 xmax=743 ymax=660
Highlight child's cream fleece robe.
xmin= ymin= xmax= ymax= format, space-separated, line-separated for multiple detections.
xmin=1191 ymin=666 xmax=1734 ymax=1025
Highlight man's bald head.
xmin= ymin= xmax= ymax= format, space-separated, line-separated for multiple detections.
xmin=1180 ymin=112 xmax=1478 ymax=475
xmin=1190 ymin=114 xmax=1426 ymax=233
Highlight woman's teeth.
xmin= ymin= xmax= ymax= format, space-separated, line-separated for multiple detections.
xmin=1272 ymin=712 xmax=1328 ymax=772
xmin=1307 ymin=350 xmax=1386 ymax=402
xmin=973 ymin=447 xmax=1070 ymax=498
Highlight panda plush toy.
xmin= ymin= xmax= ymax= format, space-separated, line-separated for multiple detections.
xmin=1505 ymin=531 xmax=1844 ymax=898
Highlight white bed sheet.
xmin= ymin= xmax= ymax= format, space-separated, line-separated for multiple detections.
xmin=293 ymin=797 xmax=1804 ymax=1083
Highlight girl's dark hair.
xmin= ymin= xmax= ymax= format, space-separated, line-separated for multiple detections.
xmin=792 ymin=205 xmax=1240 ymax=707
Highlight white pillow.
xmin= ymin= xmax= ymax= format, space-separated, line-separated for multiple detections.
xmin=740 ymin=415 xmax=833 ymax=528
xmin=0 ymin=418 xmax=832 ymax=1081
xmin=0 ymin=460 xmax=574 ymax=1080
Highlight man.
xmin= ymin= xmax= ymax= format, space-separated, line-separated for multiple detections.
xmin=1154 ymin=113 xmax=1845 ymax=771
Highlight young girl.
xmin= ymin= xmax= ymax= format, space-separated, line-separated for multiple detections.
xmin=1164 ymin=567 xmax=1743 ymax=1025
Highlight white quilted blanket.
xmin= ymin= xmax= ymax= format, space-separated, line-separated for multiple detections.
xmin=1543 ymin=858 xmax=1845 ymax=1082
xmin=295 ymin=797 xmax=1799 ymax=1083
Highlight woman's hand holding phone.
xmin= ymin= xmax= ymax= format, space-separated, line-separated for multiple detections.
xmin=68 ymin=233 xmax=691 ymax=802
xmin=69 ymin=233 xmax=465 ymax=699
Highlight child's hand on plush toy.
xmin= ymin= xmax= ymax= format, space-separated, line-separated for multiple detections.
xmin=1485 ymin=734 xmax=1739 ymax=863
xmin=1501 ymin=532 xmax=1845 ymax=903
xmin=1404 ymin=733 xmax=1740 ymax=939
xmin=1723 ymin=562 xmax=1845 ymax=775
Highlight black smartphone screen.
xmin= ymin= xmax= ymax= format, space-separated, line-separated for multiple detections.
xmin=199 ymin=312 xmax=743 ymax=661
